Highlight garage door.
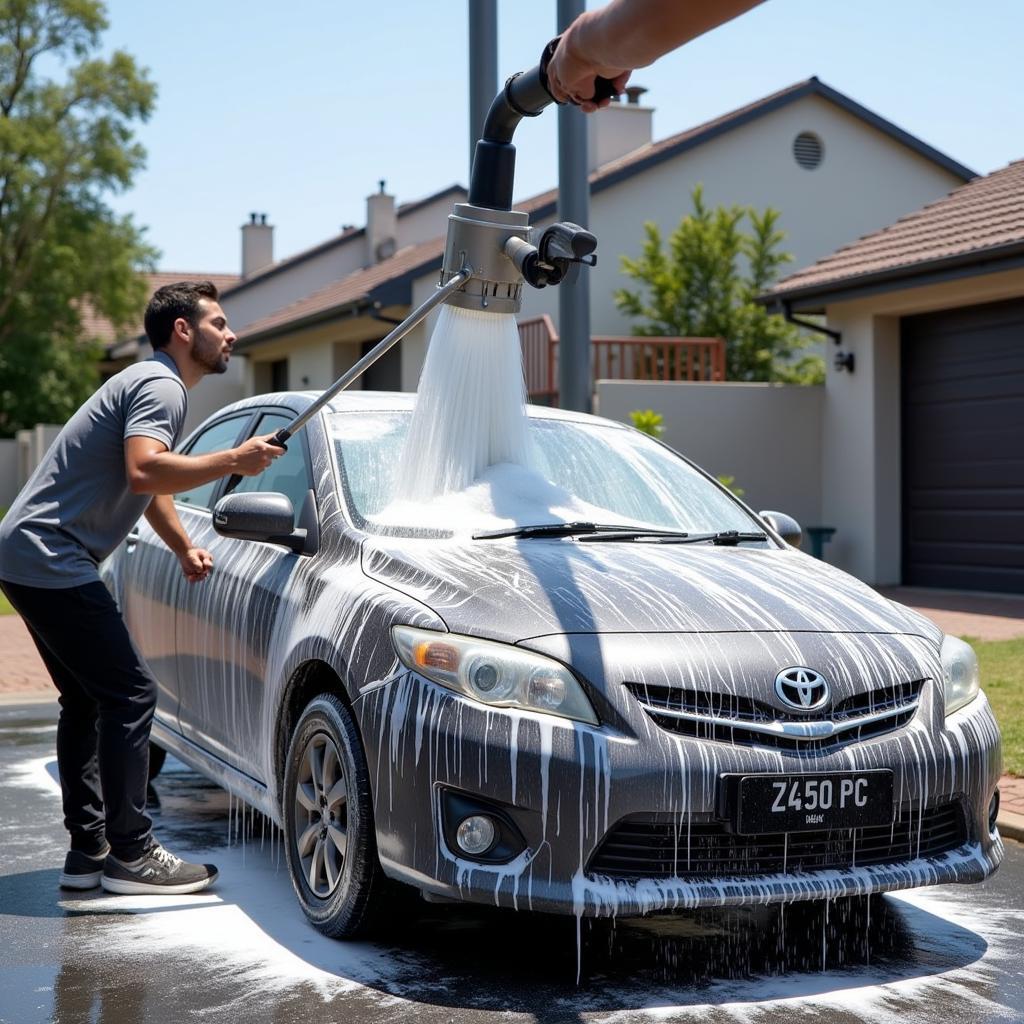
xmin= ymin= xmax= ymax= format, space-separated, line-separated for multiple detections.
xmin=902 ymin=297 xmax=1024 ymax=593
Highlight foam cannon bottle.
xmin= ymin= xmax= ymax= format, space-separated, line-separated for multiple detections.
xmin=269 ymin=39 xmax=615 ymax=448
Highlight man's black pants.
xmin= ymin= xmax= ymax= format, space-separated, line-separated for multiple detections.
xmin=0 ymin=579 xmax=155 ymax=861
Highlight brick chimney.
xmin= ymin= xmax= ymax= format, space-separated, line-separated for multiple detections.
xmin=366 ymin=180 xmax=397 ymax=263
xmin=587 ymin=86 xmax=653 ymax=172
xmin=241 ymin=212 xmax=274 ymax=278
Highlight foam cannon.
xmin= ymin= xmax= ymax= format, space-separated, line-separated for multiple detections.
xmin=270 ymin=39 xmax=614 ymax=448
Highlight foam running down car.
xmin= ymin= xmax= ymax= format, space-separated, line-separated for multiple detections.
xmin=102 ymin=391 xmax=1003 ymax=936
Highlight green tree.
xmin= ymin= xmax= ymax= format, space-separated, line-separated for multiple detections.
xmin=614 ymin=185 xmax=824 ymax=384
xmin=0 ymin=0 xmax=157 ymax=436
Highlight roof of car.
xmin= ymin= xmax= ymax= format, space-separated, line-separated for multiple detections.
xmin=226 ymin=390 xmax=628 ymax=429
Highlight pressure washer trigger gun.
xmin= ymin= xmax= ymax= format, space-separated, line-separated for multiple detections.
xmin=504 ymin=222 xmax=597 ymax=289
xmin=269 ymin=427 xmax=289 ymax=451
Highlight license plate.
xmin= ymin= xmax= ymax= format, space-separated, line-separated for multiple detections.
xmin=731 ymin=771 xmax=894 ymax=834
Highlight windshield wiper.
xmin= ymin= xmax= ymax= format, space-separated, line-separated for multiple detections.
xmin=472 ymin=521 xmax=689 ymax=541
xmin=579 ymin=529 xmax=768 ymax=545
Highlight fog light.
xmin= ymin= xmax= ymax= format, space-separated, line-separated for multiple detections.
xmin=989 ymin=790 xmax=1000 ymax=832
xmin=456 ymin=815 xmax=496 ymax=855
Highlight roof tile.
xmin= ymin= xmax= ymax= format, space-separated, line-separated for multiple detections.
xmin=83 ymin=271 xmax=241 ymax=345
xmin=772 ymin=159 xmax=1024 ymax=296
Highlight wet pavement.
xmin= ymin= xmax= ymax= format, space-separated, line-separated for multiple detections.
xmin=3 ymin=702 xmax=1024 ymax=1023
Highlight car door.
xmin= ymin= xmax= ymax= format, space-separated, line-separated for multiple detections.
xmin=174 ymin=409 xmax=316 ymax=780
xmin=119 ymin=412 xmax=252 ymax=733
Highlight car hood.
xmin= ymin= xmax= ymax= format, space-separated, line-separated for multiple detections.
xmin=360 ymin=537 xmax=940 ymax=644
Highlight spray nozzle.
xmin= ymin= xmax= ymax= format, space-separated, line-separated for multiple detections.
xmin=503 ymin=222 xmax=597 ymax=289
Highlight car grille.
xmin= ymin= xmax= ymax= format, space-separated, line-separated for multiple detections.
xmin=588 ymin=801 xmax=967 ymax=880
xmin=623 ymin=679 xmax=924 ymax=753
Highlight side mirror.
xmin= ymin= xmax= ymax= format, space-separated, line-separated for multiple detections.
xmin=213 ymin=492 xmax=304 ymax=552
xmin=759 ymin=510 xmax=803 ymax=549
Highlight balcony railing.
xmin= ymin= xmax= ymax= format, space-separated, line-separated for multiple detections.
xmin=518 ymin=316 xmax=726 ymax=404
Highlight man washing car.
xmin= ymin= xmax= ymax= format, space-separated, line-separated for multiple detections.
xmin=0 ymin=280 xmax=283 ymax=895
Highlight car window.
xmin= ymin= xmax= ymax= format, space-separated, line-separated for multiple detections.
xmin=227 ymin=412 xmax=312 ymax=516
xmin=328 ymin=411 xmax=759 ymax=537
xmin=174 ymin=416 xmax=249 ymax=510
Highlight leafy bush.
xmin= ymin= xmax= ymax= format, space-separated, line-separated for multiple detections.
xmin=628 ymin=409 xmax=665 ymax=437
xmin=615 ymin=185 xmax=824 ymax=384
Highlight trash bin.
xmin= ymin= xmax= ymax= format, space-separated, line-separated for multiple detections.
xmin=805 ymin=526 xmax=836 ymax=560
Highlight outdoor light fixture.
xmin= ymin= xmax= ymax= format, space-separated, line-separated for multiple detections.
xmin=834 ymin=350 xmax=855 ymax=373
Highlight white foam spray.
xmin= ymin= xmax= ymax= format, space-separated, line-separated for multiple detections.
xmin=394 ymin=305 xmax=535 ymax=501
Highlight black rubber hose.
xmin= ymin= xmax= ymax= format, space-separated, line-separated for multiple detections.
xmin=468 ymin=37 xmax=618 ymax=211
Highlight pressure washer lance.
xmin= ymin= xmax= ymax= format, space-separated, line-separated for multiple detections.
xmin=269 ymin=38 xmax=616 ymax=449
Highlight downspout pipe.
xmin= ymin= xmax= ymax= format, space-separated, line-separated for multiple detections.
xmin=779 ymin=298 xmax=842 ymax=345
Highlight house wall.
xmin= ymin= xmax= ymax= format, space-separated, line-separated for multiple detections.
xmin=184 ymin=357 xmax=247 ymax=435
xmin=243 ymin=316 xmax=393 ymax=407
xmin=225 ymin=192 xmax=462 ymax=337
xmin=821 ymin=267 xmax=1024 ymax=584
xmin=596 ymin=380 xmax=824 ymax=532
xmin=517 ymin=93 xmax=965 ymax=337
xmin=397 ymin=190 xmax=466 ymax=248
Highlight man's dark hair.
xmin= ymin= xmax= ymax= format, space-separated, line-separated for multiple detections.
xmin=144 ymin=280 xmax=220 ymax=350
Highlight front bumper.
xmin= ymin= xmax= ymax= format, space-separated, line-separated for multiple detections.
xmin=355 ymin=673 xmax=1003 ymax=918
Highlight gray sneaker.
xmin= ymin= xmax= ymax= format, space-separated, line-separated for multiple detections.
xmin=60 ymin=843 xmax=112 ymax=890
xmin=101 ymin=843 xmax=218 ymax=895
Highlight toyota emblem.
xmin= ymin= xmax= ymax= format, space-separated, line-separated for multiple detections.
xmin=775 ymin=667 xmax=830 ymax=711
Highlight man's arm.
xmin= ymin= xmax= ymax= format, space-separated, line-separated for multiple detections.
xmin=144 ymin=494 xmax=213 ymax=583
xmin=125 ymin=434 xmax=281 ymax=496
xmin=548 ymin=0 xmax=764 ymax=110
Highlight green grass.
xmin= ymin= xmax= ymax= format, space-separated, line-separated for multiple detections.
xmin=970 ymin=636 xmax=1024 ymax=777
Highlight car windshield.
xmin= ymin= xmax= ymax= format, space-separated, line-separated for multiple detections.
xmin=328 ymin=411 xmax=761 ymax=538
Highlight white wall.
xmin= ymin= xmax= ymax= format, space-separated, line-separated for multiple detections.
xmin=519 ymin=93 xmax=964 ymax=337
xmin=183 ymin=356 xmax=247 ymax=434
xmin=397 ymin=189 xmax=466 ymax=248
xmin=227 ymin=192 xmax=459 ymax=337
xmin=596 ymin=380 xmax=824 ymax=532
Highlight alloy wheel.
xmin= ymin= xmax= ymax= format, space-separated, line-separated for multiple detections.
xmin=293 ymin=731 xmax=348 ymax=897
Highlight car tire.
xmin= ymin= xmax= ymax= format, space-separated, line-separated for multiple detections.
xmin=282 ymin=693 xmax=388 ymax=938
xmin=148 ymin=742 xmax=167 ymax=781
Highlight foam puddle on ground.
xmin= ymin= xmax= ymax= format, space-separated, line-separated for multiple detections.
xmin=7 ymin=752 xmax=1020 ymax=1021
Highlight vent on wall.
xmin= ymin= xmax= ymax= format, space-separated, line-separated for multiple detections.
xmin=793 ymin=131 xmax=824 ymax=170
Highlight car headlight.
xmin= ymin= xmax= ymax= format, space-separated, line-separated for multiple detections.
xmin=941 ymin=635 xmax=980 ymax=715
xmin=392 ymin=625 xmax=598 ymax=725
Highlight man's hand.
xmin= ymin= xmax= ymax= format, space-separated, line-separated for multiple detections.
xmin=233 ymin=434 xmax=285 ymax=477
xmin=548 ymin=19 xmax=630 ymax=112
xmin=179 ymin=547 xmax=213 ymax=583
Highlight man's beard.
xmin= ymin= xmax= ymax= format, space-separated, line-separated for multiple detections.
xmin=195 ymin=334 xmax=229 ymax=374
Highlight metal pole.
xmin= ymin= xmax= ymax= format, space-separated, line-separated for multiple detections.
xmin=468 ymin=0 xmax=499 ymax=183
xmin=556 ymin=0 xmax=591 ymax=413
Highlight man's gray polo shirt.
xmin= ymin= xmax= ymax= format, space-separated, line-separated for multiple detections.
xmin=0 ymin=351 xmax=188 ymax=589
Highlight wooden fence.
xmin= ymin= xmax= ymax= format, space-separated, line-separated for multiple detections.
xmin=517 ymin=316 xmax=726 ymax=404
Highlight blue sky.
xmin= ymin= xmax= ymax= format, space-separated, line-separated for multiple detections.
xmin=99 ymin=0 xmax=1023 ymax=273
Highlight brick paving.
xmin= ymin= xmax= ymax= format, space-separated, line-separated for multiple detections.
xmin=876 ymin=587 xmax=1024 ymax=642
xmin=0 ymin=614 xmax=51 ymax=698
